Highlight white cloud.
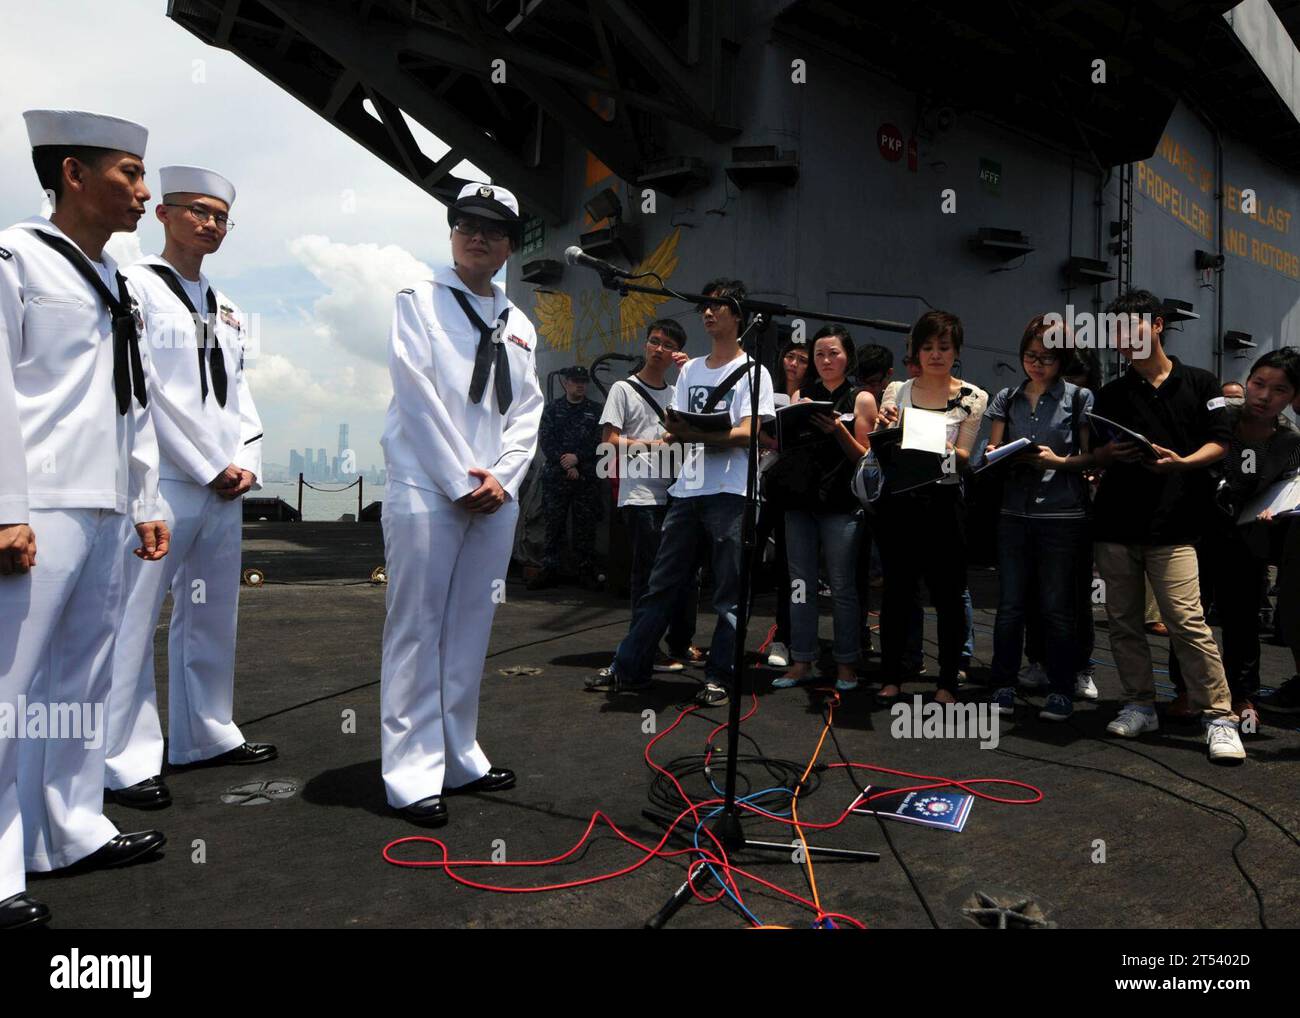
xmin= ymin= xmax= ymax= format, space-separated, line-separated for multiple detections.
xmin=287 ymin=234 xmax=433 ymax=365
xmin=0 ymin=0 xmax=474 ymax=472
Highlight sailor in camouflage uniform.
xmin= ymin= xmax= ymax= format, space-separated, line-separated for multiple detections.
xmin=531 ymin=365 xmax=604 ymax=589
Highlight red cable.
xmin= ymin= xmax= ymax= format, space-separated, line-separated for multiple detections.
xmin=383 ymin=691 xmax=1046 ymax=928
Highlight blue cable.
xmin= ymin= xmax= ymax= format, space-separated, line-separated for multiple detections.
xmin=692 ymin=783 xmax=803 ymax=927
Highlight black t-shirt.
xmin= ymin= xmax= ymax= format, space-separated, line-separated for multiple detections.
xmin=1091 ymin=358 xmax=1232 ymax=545
xmin=792 ymin=378 xmax=862 ymax=514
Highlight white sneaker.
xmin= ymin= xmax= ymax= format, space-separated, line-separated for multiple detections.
xmin=1106 ymin=704 xmax=1159 ymax=738
xmin=766 ymin=642 xmax=790 ymax=668
xmin=1075 ymin=671 xmax=1099 ymax=701
xmin=1019 ymin=662 xmax=1048 ymax=690
xmin=1206 ymin=720 xmax=1246 ymax=762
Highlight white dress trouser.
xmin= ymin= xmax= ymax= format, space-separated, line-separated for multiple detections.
xmin=1 ymin=509 xmax=123 ymax=882
xmin=380 ymin=482 xmax=519 ymax=808
xmin=105 ymin=479 xmax=245 ymax=788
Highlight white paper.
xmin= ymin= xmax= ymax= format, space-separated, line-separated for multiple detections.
xmin=900 ymin=407 xmax=948 ymax=454
xmin=1237 ymin=473 xmax=1300 ymax=524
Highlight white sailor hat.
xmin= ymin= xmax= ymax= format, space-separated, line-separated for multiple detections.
xmin=447 ymin=181 xmax=521 ymax=227
xmin=160 ymin=165 xmax=236 ymax=206
xmin=23 ymin=109 xmax=148 ymax=157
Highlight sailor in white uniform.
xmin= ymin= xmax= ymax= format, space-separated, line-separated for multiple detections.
xmin=380 ymin=182 xmax=543 ymax=825
xmin=0 ymin=110 xmax=171 ymax=930
xmin=105 ymin=165 xmax=274 ymax=812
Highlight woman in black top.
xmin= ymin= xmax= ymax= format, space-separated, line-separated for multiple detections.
xmin=1169 ymin=348 xmax=1300 ymax=727
xmin=755 ymin=339 xmax=813 ymax=667
xmin=773 ymin=325 xmax=876 ymax=691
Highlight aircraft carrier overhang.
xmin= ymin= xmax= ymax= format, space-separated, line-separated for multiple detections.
xmin=167 ymin=1 xmax=1300 ymax=395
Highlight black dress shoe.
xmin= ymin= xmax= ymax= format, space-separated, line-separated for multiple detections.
xmin=106 ymin=776 xmax=171 ymax=810
xmin=446 ymin=768 xmax=516 ymax=794
xmin=201 ymin=742 xmax=278 ymax=767
xmin=397 ymin=795 xmax=448 ymax=827
xmin=71 ymin=831 xmax=166 ymax=872
xmin=0 ymin=892 xmax=50 ymax=930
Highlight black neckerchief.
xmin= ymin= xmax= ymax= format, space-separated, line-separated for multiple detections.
xmin=449 ymin=286 xmax=512 ymax=414
xmin=147 ymin=264 xmax=228 ymax=406
xmin=32 ymin=229 xmax=147 ymax=415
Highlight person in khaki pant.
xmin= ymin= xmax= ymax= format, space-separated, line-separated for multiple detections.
xmin=1088 ymin=290 xmax=1244 ymax=763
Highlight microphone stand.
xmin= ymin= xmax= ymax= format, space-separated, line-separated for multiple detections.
xmin=593 ymin=273 xmax=892 ymax=928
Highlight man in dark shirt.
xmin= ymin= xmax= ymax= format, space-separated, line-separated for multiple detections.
xmin=1089 ymin=290 xmax=1243 ymax=762
xmin=532 ymin=365 xmax=603 ymax=590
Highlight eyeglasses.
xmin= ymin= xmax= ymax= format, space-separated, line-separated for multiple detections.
xmin=1023 ymin=352 xmax=1060 ymax=366
xmin=645 ymin=336 xmax=680 ymax=352
xmin=453 ymin=219 xmax=510 ymax=242
xmin=783 ymin=352 xmax=809 ymax=363
xmin=164 ymin=202 xmax=233 ymax=230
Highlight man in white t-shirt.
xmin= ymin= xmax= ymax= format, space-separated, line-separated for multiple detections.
xmin=597 ymin=319 xmax=700 ymax=673
xmin=588 ymin=279 xmax=775 ymax=707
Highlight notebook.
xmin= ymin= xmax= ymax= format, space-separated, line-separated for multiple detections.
xmin=973 ymin=437 xmax=1035 ymax=474
xmin=1084 ymin=411 xmax=1160 ymax=460
xmin=1237 ymin=473 xmax=1300 ymax=524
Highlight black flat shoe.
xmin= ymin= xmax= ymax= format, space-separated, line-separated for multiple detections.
xmin=70 ymin=831 xmax=166 ymax=872
xmin=446 ymin=768 xmax=516 ymax=795
xmin=398 ymin=795 xmax=448 ymax=827
xmin=106 ymin=776 xmax=171 ymax=810
xmin=192 ymin=742 xmax=278 ymax=767
xmin=0 ymin=892 xmax=50 ymax=930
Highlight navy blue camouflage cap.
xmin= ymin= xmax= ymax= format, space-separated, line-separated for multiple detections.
xmin=562 ymin=365 xmax=590 ymax=381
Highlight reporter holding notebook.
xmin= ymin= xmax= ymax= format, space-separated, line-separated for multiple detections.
xmin=984 ymin=315 xmax=1095 ymax=722
xmin=874 ymin=311 xmax=987 ymax=705
xmin=771 ymin=325 xmax=876 ymax=693
xmin=1166 ymin=348 xmax=1300 ymax=727
xmin=1087 ymin=290 xmax=1242 ymax=762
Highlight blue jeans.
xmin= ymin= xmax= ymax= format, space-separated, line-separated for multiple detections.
xmin=992 ymin=515 xmax=1089 ymax=698
xmin=613 ymin=494 xmax=745 ymax=686
xmin=784 ymin=509 xmax=863 ymax=664
xmin=622 ymin=503 xmax=698 ymax=655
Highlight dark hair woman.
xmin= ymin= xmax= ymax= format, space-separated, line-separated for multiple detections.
xmin=985 ymin=314 xmax=1097 ymax=722
xmin=755 ymin=339 xmax=814 ymax=667
xmin=1174 ymin=347 xmax=1300 ymax=728
xmin=772 ymin=325 xmax=877 ymax=691
xmin=873 ymin=310 xmax=987 ymax=704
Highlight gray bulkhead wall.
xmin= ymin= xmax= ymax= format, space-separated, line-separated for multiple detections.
xmin=1129 ymin=100 xmax=1300 ymax=384
xmin=511 ymin=17 xmax=1298 ymax=402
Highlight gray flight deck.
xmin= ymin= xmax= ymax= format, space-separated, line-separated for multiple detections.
xmin=27 ymin=523 xmax=1300 ymax=930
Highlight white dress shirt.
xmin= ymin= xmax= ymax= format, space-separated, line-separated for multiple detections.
xmin=0 ymin=217 xmax=163 ymax=524
xmin=381 ymin=265 xmax=543 ymax=502
xmin=123 ymin=255 xmax=263 ymax=488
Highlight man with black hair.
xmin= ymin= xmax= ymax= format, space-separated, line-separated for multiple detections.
xmin=589 ymin=278 xmax=775 ymax=707
xmin=1089 ymin=289 xmax=1243 ymax=762
xmin=106 ymin=165 xmax=273 ymax=813
xmin=597 ymin=319 xmax=700 ymax=670
xmin=856 ymin=343 xmax=894 ymax=404
xmin=0 ymin=110 xmax=172 ymax=929
xmin=532 ymin=364 xmax=604 ymax=590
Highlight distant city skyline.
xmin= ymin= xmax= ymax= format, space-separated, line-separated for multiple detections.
xmin=267 ymin=420 xmax=385 ymax=485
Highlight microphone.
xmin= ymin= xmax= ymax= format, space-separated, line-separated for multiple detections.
xmin=564 ymin=245 xmax=629 ymax=278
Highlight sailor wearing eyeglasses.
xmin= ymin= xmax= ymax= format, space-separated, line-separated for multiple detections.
xmin=379 ymin=182 xmax=544 ymax=826
xmin=105 ymin=165 xmax=273 ymax=813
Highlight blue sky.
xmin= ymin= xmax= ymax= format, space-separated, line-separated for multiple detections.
xmin=1 ymin=0 xmax=488 ymax=474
